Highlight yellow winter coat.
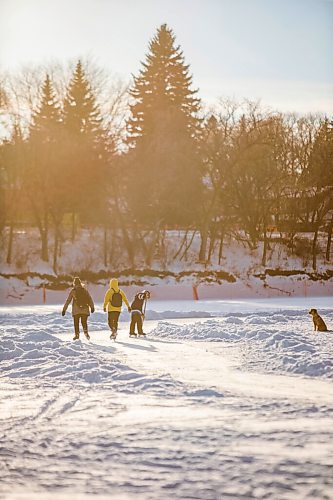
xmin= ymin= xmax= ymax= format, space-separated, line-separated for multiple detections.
xmin=103 ymin=278 xmax=130 ymax=312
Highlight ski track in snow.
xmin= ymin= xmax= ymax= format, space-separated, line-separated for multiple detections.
xmin=1 ymin=304 xmax=333 ymax=499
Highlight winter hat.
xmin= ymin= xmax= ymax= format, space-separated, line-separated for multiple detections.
xmin=73 ymin=277 xmax=82 ymax=287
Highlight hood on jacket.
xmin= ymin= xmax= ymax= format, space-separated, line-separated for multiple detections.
xmin=109 ymin=278 xmax=119 ymax=291
xmin=73 ymin=276 xmax=83 ymax=289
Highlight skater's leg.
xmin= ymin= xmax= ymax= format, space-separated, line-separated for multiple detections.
xmin=81 ymin=315 xmax=90 ymax=339
xmin=130 ymin=312 xmax=137 ymax=335
xmin=108 ymin=312 xmax=115 ymax=337
xmin=133 ymin=312 xmax=141 ymax=334
xmin=107 ymin=312 xmax=113 ymax=330
xmin=73 ymin=315 xmax=80 ymax=340
xmin=137 ymin=314 xmax=144 ymax=335
xmin=109 ymin=311 xmax=120 ymax=337
xmin=113 ymin=311 xmax=120 ymax=332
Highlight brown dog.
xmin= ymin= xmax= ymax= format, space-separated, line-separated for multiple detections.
xmin=309 ymin=309 xmax=328 ymax=332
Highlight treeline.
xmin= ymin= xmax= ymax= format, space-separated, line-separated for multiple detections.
xmin=0 ymin=24 xmax=332 ymax=272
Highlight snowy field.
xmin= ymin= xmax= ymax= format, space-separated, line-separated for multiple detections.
xmin=1 ymin=297 xmax=333 ymax=499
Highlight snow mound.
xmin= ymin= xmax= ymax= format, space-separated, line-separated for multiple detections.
xmin=146 ymin=310 xmax=212 ymax=320
xmin=0 ymin=327 xmax=178 ymax=393
xmin=151 ymin=312 xmax=333 ymax=379
xmin=0 ymin=324 xmax=224 ymax=400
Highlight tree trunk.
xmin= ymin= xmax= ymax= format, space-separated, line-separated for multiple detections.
xmin=53 ymin=227 xmax=59 ymax=274
xmin=180 ymin=230 xmax=196 ymax=261
xmin=71 ymin=212 xmax=76 ymax=242
xmin=199 ymin=225 xmax=209 ymax=262
xmin=117 ymin=215 xmax=135 ymax=267
xmin=261 ymin=229 xmax=268 ymax=267
xmin=103 ymin=225 xmax=108 ymax=267
xmin=122 ymin=227 xmax=135 ymax=267
xmin=6 ymin=222 xmax=14 ymax=264
xmin=28 ymin=197 xmax=49 ymax=261
xmin=326 ymin=214 xmax=333 ymax=261
xmin=312 ymin=226 xmax=319 ymax=271
xmin=41 ymin=229 xmax=49 ymax=262
xmin=140 ymin=224 xmax=162 ymax=266
xmin=208 ymin=226 xmax=216 ymax=262
xmin=111 ymin=190 xmax=135 ymax=266
xmin=173 ymin=230 xmax=188 ymax=260
xmin=218 ymin=230 xmax=225 ymax=265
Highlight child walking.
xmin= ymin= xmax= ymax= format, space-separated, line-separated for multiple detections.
xmin=129 ymin=290 xmax=150 ymax=337
xmin=103 ymin=278 xmax=131 ymax=339
xmin=62 ymin=277 xmax=95 ymax=340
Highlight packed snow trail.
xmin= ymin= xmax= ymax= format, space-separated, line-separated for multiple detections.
xmin=90 ymin=332 xmax=333 ymax=404
xmin=1 ymin=301 xmax=333 ymax=499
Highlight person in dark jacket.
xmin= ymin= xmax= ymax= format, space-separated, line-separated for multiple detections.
xmin=129 ymin=290 xmax=150 ymax=337
xmin=62 ymin=277 xmax=95 ymax=340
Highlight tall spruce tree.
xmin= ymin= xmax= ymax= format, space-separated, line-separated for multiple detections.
xmin=126 ymin=24 xmax=202 ymax=227
xmin=27 ymin=74 xmax=62 ymax=261
xmin=31 ymin=74 xmax=60 ymax=136
xmin=62 ymin=61 xmax=106 ymax=227
xmin=63 ymin=60 xmax=103 ymax=140
xmin=127 ymin=24 xmax=201 ymax=145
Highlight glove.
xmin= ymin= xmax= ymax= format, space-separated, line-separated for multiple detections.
xmin=103 ymin=307 xmax=106 ymax=313
xmin=91 ymin=307 xmax=95 ymax=314
xmin=128 ymin=307 xmax=131 ymax=313
xmin=61 ymin=310 xmax=66 ymax=316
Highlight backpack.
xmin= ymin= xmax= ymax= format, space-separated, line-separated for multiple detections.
xmin=110 ymin=288 xmax=123 ymax=307
xmin=74 ymin=286 xmax=89 ymax=308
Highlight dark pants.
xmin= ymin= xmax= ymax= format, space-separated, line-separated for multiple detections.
xmin=108 ymin=311 xmax=120 ymax=333
xmin=73 ymin=314 xmax=88 ymax=335
xmin=130 ymin=311 xmax=143 ymax=334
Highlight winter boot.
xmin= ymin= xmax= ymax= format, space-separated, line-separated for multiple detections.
xmin=129 ymin=332 xmax=137 ymax=338
xmin=84 ymin=331 xmax=90 ymax=340
xmin=110 ymin=328 xmax=117 ymax=340
xmin=73 ymin=334 xmax=80 ymax=340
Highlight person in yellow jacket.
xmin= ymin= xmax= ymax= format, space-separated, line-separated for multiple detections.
xmin=103 ymin=278 xmax=131 ymax=339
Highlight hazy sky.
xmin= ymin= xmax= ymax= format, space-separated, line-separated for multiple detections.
xmin=1 ymin=0 xmax=332 ymax=113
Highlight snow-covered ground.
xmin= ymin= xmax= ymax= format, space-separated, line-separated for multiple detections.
xmin=1 ymin=297 xmax=333 ymax=499
xmin=1 ymin=227 xmax=332 ymax=278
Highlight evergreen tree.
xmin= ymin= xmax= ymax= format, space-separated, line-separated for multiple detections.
xmin=62 ymin=61 xmax=107 ymax=227
xmin=63 ymin=60 xmax=103 ymax=140
xmin=127 ymin=24 xmax=201 ymax=146
xmin=26 ymin=74 xmax=62 ymax=261
xmin=30 ymin=74 xmax=61 ymax=137
xmin=126 ymin=24 xmax=203 ymax=227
